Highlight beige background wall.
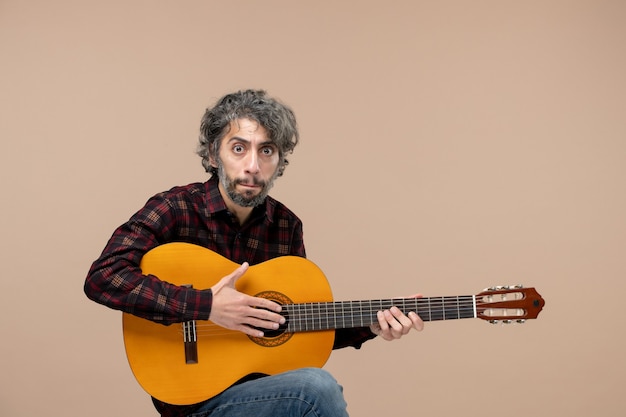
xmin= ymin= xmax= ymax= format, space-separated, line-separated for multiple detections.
xmin=1 ymin=1 xmax=625 ymax=416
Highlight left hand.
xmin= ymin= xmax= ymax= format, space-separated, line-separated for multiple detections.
xmin=370 ymin=295 xmax=424 ymax=341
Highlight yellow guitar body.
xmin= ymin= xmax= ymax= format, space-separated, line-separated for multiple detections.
xmin=122 ymin=242 xmax=335 ymax=405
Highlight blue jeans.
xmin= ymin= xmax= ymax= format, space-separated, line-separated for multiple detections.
xmin=188 ymin=368 xmax=349 ymax=417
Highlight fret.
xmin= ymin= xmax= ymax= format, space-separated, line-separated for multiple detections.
xmin=425 ymin=297 xmax=444 ymax=321
xmin=305 ymin=303 xmax=311 ymax=331
xmin=472 ymin=295 xmax=477 ymax=318
xmin=317 ymin=303 xmax=323 ymax=330
xmin=286 ymin=304 xmax=295 ymax=332
xmin=460 ymin=295 xmax=476 ymax=319
xmin=348 ymin=301 xmax=356 ymax=327
xmin=348 ymin=301 xmax=354 ymax=328
xmin=357 ymin=300 xmax=364 ymax=327
xmin=320 ymin=302 xmax=328 ymax=330
xmin=298 ymin=303 xmax=305 ymax=332
xmin=443 ymin=296 xmax=457 ymax=320
xmin=305 ymin=303 xmax=312 ymax=331
xmin=298 ymin=303 xmax=305 ymax=331
xmin=290 ymin=303 xmax=297 ymax=332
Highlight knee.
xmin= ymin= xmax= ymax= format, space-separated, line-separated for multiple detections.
xmin=294 ymin=368 xmax=345 ymax=403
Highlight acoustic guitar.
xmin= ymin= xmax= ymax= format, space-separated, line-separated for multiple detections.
xmin=123 ymin=242 xmax=545 ymax=405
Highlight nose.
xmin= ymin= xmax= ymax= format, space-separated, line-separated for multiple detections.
xmin=245 ymin=150 xmax=260 ymax=174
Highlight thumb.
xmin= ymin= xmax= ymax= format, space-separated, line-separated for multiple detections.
xmin=213 ymin=262 xmax=249 ymax=293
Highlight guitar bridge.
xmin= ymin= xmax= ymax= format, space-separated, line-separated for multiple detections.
xmin=182 ymin=284 xmax=198 ymax=364
xmin=182 ymin=320 xmax=198 ymax=364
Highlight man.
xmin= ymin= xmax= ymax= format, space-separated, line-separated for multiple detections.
xmin=84 ymin=89 xmax=423 ymax=417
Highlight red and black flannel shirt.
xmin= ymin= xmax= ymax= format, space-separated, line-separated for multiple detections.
xmin=84 ymin=175 xmax=375 ymax=417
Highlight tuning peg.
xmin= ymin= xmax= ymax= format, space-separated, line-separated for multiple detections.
xmin=485 ymin=285 xmax=526 ymax=291
xmin=487 ymin=318 xmax=527 ymax=325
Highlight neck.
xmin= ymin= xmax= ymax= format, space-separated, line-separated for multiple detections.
xmin=282 ymin=296 xmax=477 ymax=333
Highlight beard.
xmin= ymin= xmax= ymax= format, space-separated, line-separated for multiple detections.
xmin=216 ymin=160 xmax=278 ymax=208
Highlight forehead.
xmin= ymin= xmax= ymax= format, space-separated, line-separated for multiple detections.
xmin=224 ymin=118 xmax=270 ymax=141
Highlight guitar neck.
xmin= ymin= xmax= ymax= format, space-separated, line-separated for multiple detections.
xmin=283 ymin=295 xmax=476 ymax=332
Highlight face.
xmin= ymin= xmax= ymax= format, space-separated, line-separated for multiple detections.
xmin=211 ymin=118 xmax=281 ymax=209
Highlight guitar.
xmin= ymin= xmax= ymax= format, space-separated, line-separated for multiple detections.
xmin=123 ymin=242 xmax=545 ymax=405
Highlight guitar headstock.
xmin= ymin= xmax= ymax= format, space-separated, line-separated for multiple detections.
xmin=475 ymin=286 xmax=545 ymax=323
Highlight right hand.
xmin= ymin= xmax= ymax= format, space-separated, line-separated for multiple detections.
xmin=208 ymin=262 xmax=285 ymax=337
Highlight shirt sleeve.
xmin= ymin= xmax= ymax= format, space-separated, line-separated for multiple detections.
xmin=333 ymin=328 xmax=377 ymax=350
xmin=83 ymin=193 xmax=212 ymax=325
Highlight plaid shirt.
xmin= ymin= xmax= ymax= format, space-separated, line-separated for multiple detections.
xmin=85 ymin=176 xmax=375 ymax=417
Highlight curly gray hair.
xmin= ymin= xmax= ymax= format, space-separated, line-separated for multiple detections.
xmin=197 ymin=89 xmax=299 ymax=177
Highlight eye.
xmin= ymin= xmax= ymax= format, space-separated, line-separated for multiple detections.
xmin=261 ymin=146 xmax=275 ymax=156
xmin=232 ymin=144 xmax=245 ymax=154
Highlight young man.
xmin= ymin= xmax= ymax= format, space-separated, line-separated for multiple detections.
xmin=84 ymin=89 xmax=423 ymax=417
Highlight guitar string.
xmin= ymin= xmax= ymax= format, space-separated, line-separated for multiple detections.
xmin=181 ymin=301 xmax=492 ymax=336
xmin=191 ymin=301 xmax=480 ymax=325
xmin=186 ymin=296 xmax=510 ymax=336
xmin=190 ymin=300 xmax=482 ymax=325
xmin=176 ymin=294 xmax=522 ymax=337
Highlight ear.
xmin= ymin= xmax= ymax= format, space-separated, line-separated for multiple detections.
xmin=208 ymin=140 xmax=220 ymax=169
xmin=209 ymin=153 xmax=218 ymax=169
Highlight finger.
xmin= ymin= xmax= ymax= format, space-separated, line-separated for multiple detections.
xmin=237 ymin=324 xmax=265 ymax=338
xmin=232 ymin=309 xmax=282 ymax=337
xmin=240 ymin=309 xmax=289 ymax=337
xmin=252 ymin=296 xmax=283 ymax=314
xmin=224 ymin=262 xmax=249 ymax=287
xmin=376 ymin=311 xmax=392 ymax=339
xmin=390 ymin=307 xmax=413 ymax=325
xmin=246 ymin=301 xmax=285 ymax=325
xmin=212 ymin=263 xmax=250 ymax=294
xmin=408 ymin=311 xmax=425 ymax=331
xmin=378 ymin=310 xmax=402 ymax=341
xmin=244 ymin=315 xmax=284 ymax=331
xmin=386 ymin=307 xmax=411 ymax=335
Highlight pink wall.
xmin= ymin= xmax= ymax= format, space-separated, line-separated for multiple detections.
xmin=1 ymin=1 xmax=625 ymax=416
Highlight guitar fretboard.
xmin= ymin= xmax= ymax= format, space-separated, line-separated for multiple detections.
xmin=282 ymin=296 xmax=477 ymax=332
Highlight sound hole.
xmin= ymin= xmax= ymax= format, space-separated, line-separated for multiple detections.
xmin=248 ymin=291 xmax=294 ymax=347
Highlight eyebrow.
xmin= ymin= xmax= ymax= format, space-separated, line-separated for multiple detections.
xmin=226 ymin=136 xmax=277 ymax=147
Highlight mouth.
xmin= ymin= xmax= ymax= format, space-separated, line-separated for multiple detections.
xmin=235 ymin=181 xmax=264 ymax=196
xmin=238 ymin=182 xmax=261 ymax=189
xmin=236 ymin=178 xmax=264 ymax=189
